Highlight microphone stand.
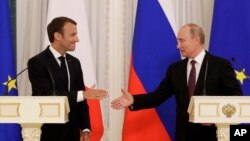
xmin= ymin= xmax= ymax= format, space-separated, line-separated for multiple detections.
xmin=4 ymin=67 xmax=29 ymax=96
xmin=202 ymin=59 xmax=208 ymax=96
xmin=231 ymin=57 xmax=250 ymax=81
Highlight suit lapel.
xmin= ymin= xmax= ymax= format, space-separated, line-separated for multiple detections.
xmin=44 ymin=47 xmax=68 ymax=89
xmin=195 ymin=53 xmax=211 ymax=95
xmin=65 ymin=54 xmax=73 ymax=89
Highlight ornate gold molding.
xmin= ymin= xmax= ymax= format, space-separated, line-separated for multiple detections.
xmin=222 ymin=103 xmax=236 ymax=118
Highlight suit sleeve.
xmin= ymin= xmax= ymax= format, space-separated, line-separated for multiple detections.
xmin=131 ymin=65 xmax=175 ymax=111
xmin=73 ymin=60 xmax=91 ymax=130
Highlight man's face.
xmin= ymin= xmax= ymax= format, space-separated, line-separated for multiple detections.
xmin=177 ymin=26 xmax=198 ymax=58
xmin=58 ymin=22 xmax=79 ymax=52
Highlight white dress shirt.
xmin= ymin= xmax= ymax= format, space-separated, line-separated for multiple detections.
xmin=49 ymin=46 xmax=84 ymax=102
xmin=187 ymin=49 xmax=206 ymax=84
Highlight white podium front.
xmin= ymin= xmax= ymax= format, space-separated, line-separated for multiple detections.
xmin=0 ymin=96 xmax=70 ymax=141
xmin=188 ymin=96 xmax=250 ymax=141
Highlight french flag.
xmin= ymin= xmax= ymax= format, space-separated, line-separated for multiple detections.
xmin=122 ymin=0 xmax=180 ymax=140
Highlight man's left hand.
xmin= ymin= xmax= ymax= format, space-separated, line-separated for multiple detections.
xmin=81 ymin=131 xmax=90 ymax=141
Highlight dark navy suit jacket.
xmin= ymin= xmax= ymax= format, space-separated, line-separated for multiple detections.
xmin=28 ymin=47 xmax=90 ymax=141
xmin=131 ymin=52 xmax=242 ymax=141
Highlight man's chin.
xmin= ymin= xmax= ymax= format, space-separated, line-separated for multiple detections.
xmin=180 ymin=52 xmax=186 ymax=57
xmin=69 ymin=47 xmax=76 ymax=51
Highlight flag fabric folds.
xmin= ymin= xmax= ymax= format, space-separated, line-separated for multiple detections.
xmin=123 ymin=0 xmax=180 ymax=140
xmin=0 ymin=0 xmax=22 ymax=140
xmin=45 ymin=0 xmax=104 ymax=140
xmin=209 ymin=0 xmax=250 ymax=96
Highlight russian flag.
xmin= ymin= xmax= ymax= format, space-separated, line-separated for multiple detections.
xmin=122 ymin=0 xmax=180 ymax=140
xmin=209 ymin=0 xmax=250 ymax=96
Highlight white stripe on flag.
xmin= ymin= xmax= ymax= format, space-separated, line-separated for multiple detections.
xmin=158 ymin=0 xmax=177 ymax=36
xmin=44 ymin=0 xmax=96 ymax=86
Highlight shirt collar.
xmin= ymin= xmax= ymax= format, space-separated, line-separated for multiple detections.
xmin=49 ymin=45 xmax=66 ymax=59
xmin=188 ymin=49 xmax=206 ymax=65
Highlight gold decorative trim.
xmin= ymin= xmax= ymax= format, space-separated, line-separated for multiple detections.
xmin=222 ymin=103 xmax=236 ymax=118
xmin=0 ymin=103 xmax=20 ymax=117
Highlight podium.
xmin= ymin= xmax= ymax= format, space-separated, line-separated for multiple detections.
xmin=188 ymin=96 xmax=250 ymax=141
xmin=0 ymin=96 xmax=70 ymax=141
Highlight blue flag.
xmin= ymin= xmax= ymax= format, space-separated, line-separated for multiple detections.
xmin=209 ymin=0 xmax=250 ymax=96
xmin=0 ymin=0 xmax=22 ymax=140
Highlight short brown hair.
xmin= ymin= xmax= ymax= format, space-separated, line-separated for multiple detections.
xmin=185 ymin=23 xmax=205 ymax=45
xmin=47 ymin=16 xmax=77 ymax=43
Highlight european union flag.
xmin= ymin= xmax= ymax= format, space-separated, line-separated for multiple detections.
xmin=209 ymin=0 xmax=250 ymax=96
xmin=0 ymin=0 xmax=22 ymax=140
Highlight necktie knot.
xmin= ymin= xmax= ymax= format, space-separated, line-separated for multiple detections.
xmin=59 ymin=56 xmax=65 ymax=63
xmin=190 ymin=60 xmax=196 ymax=66
xmin=59 ymin=56 xmax=67 ymax=68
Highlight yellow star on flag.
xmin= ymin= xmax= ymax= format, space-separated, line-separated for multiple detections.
xmin=235 ymin=69 xmax=247 ymax=84
xmin=3 ymin=75 xmax=17 ymax=92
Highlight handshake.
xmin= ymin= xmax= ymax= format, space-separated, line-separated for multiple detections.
xmin=84 ymin=85 xmax=133 ymax=110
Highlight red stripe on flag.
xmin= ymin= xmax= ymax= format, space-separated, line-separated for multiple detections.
xmin=85 ymin=86 xmax=104 ymax=141
xmin=122 ymin=58 xmax=171 ymax=141
xmin=87 ymin=100 xmax=104 ymax=141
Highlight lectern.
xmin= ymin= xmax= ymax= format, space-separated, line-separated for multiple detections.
xmin=0 ymin=96 xmax=70 ymax=141
xmin=188 ymin=96 xmax=250 ymax=141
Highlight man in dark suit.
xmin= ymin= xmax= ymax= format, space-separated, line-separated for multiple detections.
xmin=111 ymin=23 xmax=242 ymax=141
xmin=28 ymin=17 xmax=107 ymax=141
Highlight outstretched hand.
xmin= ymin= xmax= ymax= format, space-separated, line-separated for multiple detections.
xmin=111 ymin=89 xmax=134 ymax=110
xmin=84 ymin=84 xmax=108 ymax=100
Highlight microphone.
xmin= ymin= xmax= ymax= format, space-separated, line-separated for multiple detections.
xmin=231 ymin=57 xmax=250 ymax=80
xmin=46 ymin=67 xmax=56 ymax=95
xmin=4 ymin=67 xmax=29 ymax=96
xmin=202 ymin=59 xmax=208 ymax=95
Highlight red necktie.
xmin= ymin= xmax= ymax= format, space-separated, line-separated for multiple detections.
xmin=188 ymin=60 xmax=196 ymax=97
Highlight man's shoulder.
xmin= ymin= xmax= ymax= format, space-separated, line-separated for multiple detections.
xmin=171 ymin=58 xmax=188 ymax=67
xmin=207 ymin=53 xmax=230 ymax=65
xmin=28 ymin=48 xmax=54 ymax=68
xmin=29 ymin=48 xmax=49 ymax=62
xmin=65 ymin=53 xmax=80 ymax=62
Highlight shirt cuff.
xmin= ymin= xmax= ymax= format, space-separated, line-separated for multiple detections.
xmin=82 ymin=128 xmax=91 ymax=133
xmin=77 ymin=90 xmax=84 ymax=102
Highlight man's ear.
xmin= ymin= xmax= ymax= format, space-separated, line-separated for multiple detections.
xmin=54 ymin=32 xmax=62 ymax=40
xmin=194 ymin=35 xmax=201 ymax=44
